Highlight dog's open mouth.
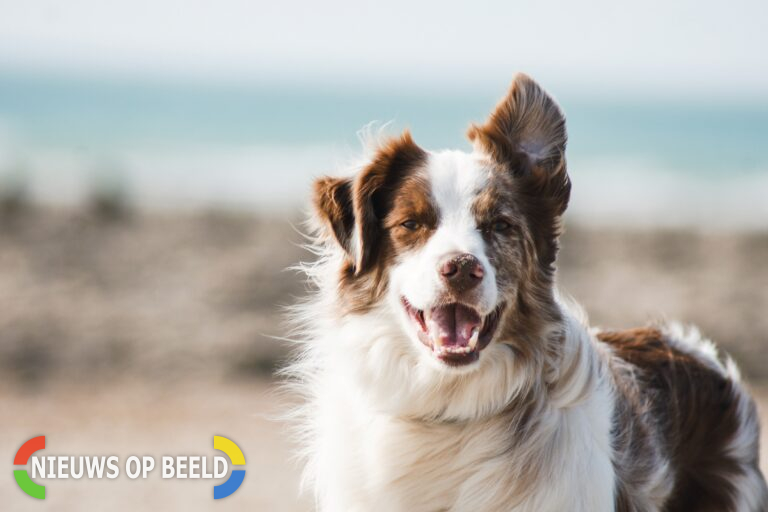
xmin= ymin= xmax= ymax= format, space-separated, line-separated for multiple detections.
xmin=401 ymin=297 xmax=504 ymax=367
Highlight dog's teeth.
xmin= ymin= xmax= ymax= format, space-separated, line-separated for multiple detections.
xmin=468 ymin=328 xmax=480 ymax=349
xmin=437 ymin=345 xmax=473 ymax=355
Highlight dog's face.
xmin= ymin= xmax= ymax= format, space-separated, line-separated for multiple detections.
xmin=312 ymin=74 xmax=570 ymax=374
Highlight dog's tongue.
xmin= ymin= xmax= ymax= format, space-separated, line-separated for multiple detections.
xmin=425 ymin=304 xmax=482 ymax=348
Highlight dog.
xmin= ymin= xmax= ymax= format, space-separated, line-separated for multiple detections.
xmin=287 ymin=73 xmax=768 ymax=511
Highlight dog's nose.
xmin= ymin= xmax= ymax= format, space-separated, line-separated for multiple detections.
xmin=439 ymin=253 xmax=484 ymax=291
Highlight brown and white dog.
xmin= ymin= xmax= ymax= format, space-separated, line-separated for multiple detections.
xmin=289 ymin=73 xmax=768 ymax=511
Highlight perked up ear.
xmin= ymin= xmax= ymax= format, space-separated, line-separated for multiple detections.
xmin=312 ymin=131 xmax=426 ymax=275
xmin=468 ymin=73 xmax=567 ymax=173
xmin=469 ymin=74 xmax=571 ymax=271
xmin=467 ymin=73 xmax=570 ymax=215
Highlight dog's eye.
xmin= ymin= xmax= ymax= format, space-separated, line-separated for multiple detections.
xmin=492 ymin=220 xmax=512 ymax=233
xmin=401 ymin=220 xmax=420 ymax=231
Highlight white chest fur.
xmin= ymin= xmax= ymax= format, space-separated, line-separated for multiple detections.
xmin=309 ymin=372 xmax=617 ymax=512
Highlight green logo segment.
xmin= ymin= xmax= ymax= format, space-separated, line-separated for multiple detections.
xmin=14 ymin=436 xmax=46 ymax=500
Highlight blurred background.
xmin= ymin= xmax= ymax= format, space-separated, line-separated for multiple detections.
xmin=1 ymin=1 xmax=766 ymax=509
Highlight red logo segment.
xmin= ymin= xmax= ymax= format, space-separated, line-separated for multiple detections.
xmin=14 ymin=436 xmax=45 ymax=465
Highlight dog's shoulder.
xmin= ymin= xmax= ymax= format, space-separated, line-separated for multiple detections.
xmin=597 ymin=326 xmax=768 ymax=511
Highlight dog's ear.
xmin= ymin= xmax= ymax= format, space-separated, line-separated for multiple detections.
xmin=313 ymin=131 xmax=426 ymax=275
xmin=351 ymin=130 xmax=426 ymax=274
xmin=469 ymin=74 xmax=570 ymax=270
xmin=467 ymin=73 xmax=570 ymax=216
xmin=312 ymin=176 xmax=356 ymax=258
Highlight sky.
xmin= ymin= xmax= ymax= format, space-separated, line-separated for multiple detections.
xmin=0 ymin=0 xmax=767 ymax=99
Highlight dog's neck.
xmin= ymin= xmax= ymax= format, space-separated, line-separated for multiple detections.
xmin=313 ymin=295 xmax=603 ymax=427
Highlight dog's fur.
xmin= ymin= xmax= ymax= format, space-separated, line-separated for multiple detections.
xmin=287 ymin=73 xmax=768 ymax=511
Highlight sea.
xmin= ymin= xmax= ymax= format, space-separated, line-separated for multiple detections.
xmin=1 ymin=71 xmax=766 ymax=228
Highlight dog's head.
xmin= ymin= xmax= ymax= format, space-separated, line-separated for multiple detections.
xmin=311 ymin=74 xmax=569 ymax=377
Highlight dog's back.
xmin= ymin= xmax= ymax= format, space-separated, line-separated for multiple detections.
xmin=600 ymin=327 xmax=768 ymax=511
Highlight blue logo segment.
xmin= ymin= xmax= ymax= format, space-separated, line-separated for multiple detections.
xmin=214 ymin=470 xmax=245 ymax=499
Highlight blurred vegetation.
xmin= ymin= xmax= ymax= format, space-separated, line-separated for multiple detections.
xmin=0 ymin=166 xmax=31 ymax=221
xmin=87 ymin=165 xmax=133 ymax=222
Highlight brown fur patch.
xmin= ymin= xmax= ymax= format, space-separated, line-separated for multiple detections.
xmin=313 ymin=131 xmax=428 ymax=313
xmin=383 ymin=173 xmax=438 ymax=254
xmin=312 ymin=176 xmax=354 ymax=256
xmin=467 ymin=73 xmax=567 ymax=174
xmin=600 ymin=327 xmax=755 ymax=511
xmin=350 ymin=131 xmax=427 ymax=274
